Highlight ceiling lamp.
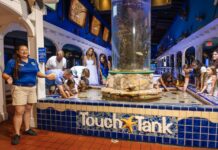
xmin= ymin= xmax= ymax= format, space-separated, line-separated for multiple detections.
xmin=152 ymin=0 xmax=172 ymax=7
xmin=91 ymin=0 xmax=111 ymax=11
xmin=91 ymin=0 xmax=172 ymax=11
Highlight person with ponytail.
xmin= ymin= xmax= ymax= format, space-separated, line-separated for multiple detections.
xmin=2 ymin=44 xmax=55 ymax=145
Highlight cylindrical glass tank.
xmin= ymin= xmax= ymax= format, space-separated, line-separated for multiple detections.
xmin=112 ymin=0 xmax=151 ymax=71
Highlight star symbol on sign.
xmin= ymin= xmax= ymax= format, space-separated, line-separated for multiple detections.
xmin=121 ymin=116 xmax=137 ymax=133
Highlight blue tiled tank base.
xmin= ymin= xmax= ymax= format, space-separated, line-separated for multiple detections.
xmin=37 ymin=108 xmax=218 ymax=149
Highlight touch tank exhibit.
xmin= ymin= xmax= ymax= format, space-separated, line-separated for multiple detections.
xmin=101 ymin=0 xmax=162 ymax=101
xmin=36 ymin=0 xmax=218 ymax=149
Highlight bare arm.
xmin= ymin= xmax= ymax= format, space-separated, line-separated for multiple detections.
xmin=37 ymin=72 xmax=47 ymax=78
xmin=57 ymin=85 xmax=69 ymax=98
xmin=37 ymin=72 xmax=56 ymax=80
xmin=108 ymin=61 xmax=111 ymax=70
xmin=159 ymin=77 xmax=169 ymax=91
xmin=63 ymin=84 xmax=74 ymax=96
xmin=183 ymin=68 xmax=188 ymax=74
xmin=199 ymin=84 xmax=207 ymax=93
xmin=2 ymin=73 xmax=13 ymax=85
xmin=99 ymin=68 xmax=103 ymax=82
xmin=2 ymin=73 xmax=11 ymax=81
xmin=93 ymin=58 xmax=97 ymax=66
xmin=209 ymin=76 xmax=217 ymax=95
xmin=83 ymin=56 xmax=87 ymax=66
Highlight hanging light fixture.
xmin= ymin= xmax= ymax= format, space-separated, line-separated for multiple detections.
xmin=92 ymin=0 xmax=111 ymax=11
xmin=91 ymin=0 xmax=172 ymax=11
xmin=152 ymin=0 xmax=172 ymax=7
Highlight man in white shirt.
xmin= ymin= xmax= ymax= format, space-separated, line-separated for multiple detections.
xmin=71 ymin=66 xmax=87 ymax=86
xmin=46 ymin=50 xmax=66 ymax=70
xmin=71 ymin=66 xmax=87 ymax=79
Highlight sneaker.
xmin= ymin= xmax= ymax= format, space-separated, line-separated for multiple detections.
xmin=11 ymin=134 xmax=20 ymax=145
xmin=24 ymin=129 xmax=37 ymax=136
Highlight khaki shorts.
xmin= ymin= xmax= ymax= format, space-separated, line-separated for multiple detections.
xmin=11 ymin=85 xmax=37 ymax=106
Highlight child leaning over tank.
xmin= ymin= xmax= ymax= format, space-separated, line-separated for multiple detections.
xmin=153 ymin=72 xmax=177 ymax=92
xmin=198 ymin=66 xmax=217 ymax=96
xmin=45 ymin=69 xmax=74 ymax=98
xmin=78 ymin=68 xmax=90 ymax=92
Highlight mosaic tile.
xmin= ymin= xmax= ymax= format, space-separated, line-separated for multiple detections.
xmin=37 ymin=100 xmax=218 ymax=149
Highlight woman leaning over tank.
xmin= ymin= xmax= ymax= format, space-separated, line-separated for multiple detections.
xmin=2 ymin=44 xmax=55 ymax=145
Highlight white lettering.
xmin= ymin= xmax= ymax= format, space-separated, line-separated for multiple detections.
xmin=104 ymin=118 xmax=113 ymax=128
xmin=142 ymin=121 xmax=151 ymax=132
xmin=95 ymin=118 xmax=104 ymax=128
xmin=79 ymin=112 xmax=174 ymax=135
xmin=86 ymin=117 xmax=94 ymax=126
xmin=113 ymin=113 xmax=122 ymax=129
xmin=80 ymin=112 xmax=88 ymax=126
xmin=152 ymin=121 xmax=162 ymax=133
xmin=135 ymin=116 xmax=144 ymax=131
xmin=162 ymin=117 xmax=173 ymax=134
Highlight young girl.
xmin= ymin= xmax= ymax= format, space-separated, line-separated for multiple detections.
xmin=182 ymin=64 xmax=192 ymax=92
xmin=192 ymin=60 xmax=202 ymax=91
xmin=78 ymin=68 xmax=90 ymax=92
xmin=198 ymin=66 xmax=217 ymax=96
xmin=200 ymin=66 xmax=207 ymax=91
xmin=99 ymin=54 xmax=109 ymax=84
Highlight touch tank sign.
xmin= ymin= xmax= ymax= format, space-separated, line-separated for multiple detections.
xmin=77 ymin=112 xmax=178 ymax=138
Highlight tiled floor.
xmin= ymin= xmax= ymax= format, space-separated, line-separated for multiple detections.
xmin=0 ymin=121 xmax=213 ymax=150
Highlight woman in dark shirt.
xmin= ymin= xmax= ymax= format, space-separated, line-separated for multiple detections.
xmin=2 ymin=45 xmax=55 ymax=145
xmin=99 ymin=54 xmax=109 ymax=84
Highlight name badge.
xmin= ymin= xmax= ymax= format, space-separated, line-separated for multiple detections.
xmin=31 ymin=62 xmax=36 ymax=66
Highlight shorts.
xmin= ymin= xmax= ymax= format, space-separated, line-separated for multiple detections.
xmin=11 ymin=85 xmax=37 ymax=105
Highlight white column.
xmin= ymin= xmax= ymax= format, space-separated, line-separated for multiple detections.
xmin=182 ymin=51 xmax=185 ymax=67
xmin=34 ymin=7 xmax=45 ymax=99
xmin=0 ymin=34 xmax=8 ymax=122
xmin=28 ymin=6 xmax=45 ymax=127
xmin=195 ymin=45 xmax=203 ymax=63
xmin=174 ymin=53 xmax=178 ymax=77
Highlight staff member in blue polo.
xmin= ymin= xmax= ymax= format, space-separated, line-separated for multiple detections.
xmin=2 ymin=44 xmax=55 ymax=145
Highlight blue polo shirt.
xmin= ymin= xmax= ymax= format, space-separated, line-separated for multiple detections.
xmin=45 ymin=69 xmax=64 ymax=86
xmin=4 ymin=58 xmax=40 ymax=86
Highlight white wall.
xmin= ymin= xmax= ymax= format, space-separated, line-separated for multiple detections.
xmin=0 ymin=1 xmax=45 ymax=126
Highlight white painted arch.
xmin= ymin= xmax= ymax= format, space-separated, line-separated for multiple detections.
xmin=44 ymin=36 xmax=59 ymax=52
xmin=44 ymin=21 xmax=112 ymax=59
xmin=0 ymin=0 xmax=36 ymax=123
xmin=156 ymin=18 xmax=218 ymax=75
xmin=157 ymin=18 xmax=218 ymax=61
